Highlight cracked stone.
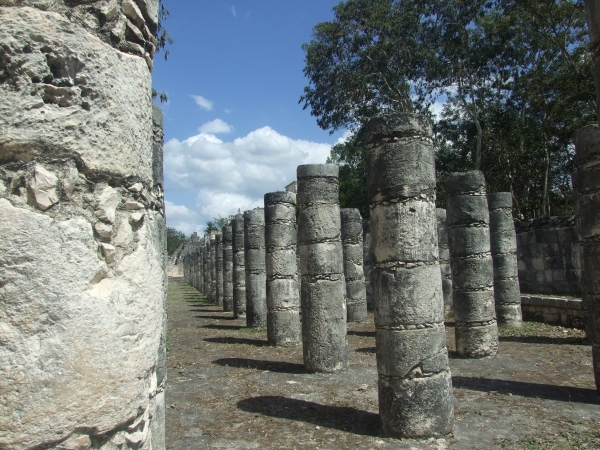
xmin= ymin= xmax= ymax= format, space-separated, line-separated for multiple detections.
xmin=94 ymin=222 xmax=113 ymax=239
xmin=124 ymin=200 xmax=144 ymax=210
xmin=28 ymin=164 xmax=58 ymax=211
xmin=101 ymin=243 xmax=116 ymax=263
xmin=95 ymin=187 xmax=120 ymax=224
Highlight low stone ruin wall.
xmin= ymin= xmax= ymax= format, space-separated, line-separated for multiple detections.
xmin=520 ymin=295 xmax=586 ymax=330
xmin=515 ymin=216 xmax=581 ymax=297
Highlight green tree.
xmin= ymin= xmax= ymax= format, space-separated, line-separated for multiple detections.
xmin=167 ymin=227 xmax=187 ymax=255
xmin=152 ymin=0 xmax=174 ymax=104
xmin=204 ymin=217 xmax=228 ymax=235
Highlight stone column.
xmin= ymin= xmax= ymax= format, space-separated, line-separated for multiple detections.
xmin=0 ymin=3 xmax=166 ymax=448
xmin=488 ymin=193 xmax=522 ymax=326
xmin=210 ymin=235 xmax=217 ymax=303
xmin=366 ymin=113 xmax=453 ymax=438
xmin=436 ymin=209 xmax=453 ymax=312
xmin=203 ymin=239 xmax=210 ymax=296
xmin=362 ymin=218 xmax=374 ymax=310
xmin=215 ymin=234 xmax=224 ymax=308
xmin=574 ymin=125 xmax=600 ymax=390
xmin=341 ymin=208 xmax=368 ymax=322
xmin=244 ymin=208 xmax=268 ymax=328
xmin=222 ymin=221 xmax=234 ymax=312
xmin=199 ymin=243 xmax=205 ymax=294
xmin=297 ymin=164 xmax=348 ymax=373
xmin=446 ymin=171 xmax=499 ymax=358
xmin=265 ymin=192 xmax=302 ymax=346
xmin=232 ymin=214 xmax=247 ymax=319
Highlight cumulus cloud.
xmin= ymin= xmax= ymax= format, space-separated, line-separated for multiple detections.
xmin=164 ymin=126 xmax=332 ymax=229
xmin=199 ymin=118 xmax=234 ymax=134
xmin=190 ymin=95 xmax=214 ymax=111
xmin=164 ymin=201 xmax=201 ymax=236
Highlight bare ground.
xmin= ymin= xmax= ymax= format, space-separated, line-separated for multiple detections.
xmin=165 ymin=278 xmax=600 ymax=449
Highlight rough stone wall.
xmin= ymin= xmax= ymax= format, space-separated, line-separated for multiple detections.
xmin=515 ymin=216 xmax=581 ymax=297
xmin=0 ymin=3 xmax=166 ymax=449
xmin=436 ymin=209 xmax=453 ymax=312
xmin=340 ymin=208 xmax=368 ymax=323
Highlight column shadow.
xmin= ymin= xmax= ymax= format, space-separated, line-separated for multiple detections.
xmin=347 ymin=330 xmax=375 ymax=338
xmin=355 ymin=347 xmax=376 ymax=354
xmin=194 ymin=315 xmax=235 ymax=320
xmin=498 ymin=335 xmax=588 ymax=345
xmin=213 ymin=358 xmax=305 ymax=374
xmin=452 ymin=376 xmax=599 ymax=404
xmin=202 ymin=324 xmax=242 ymax=330
xmin=204 ymin=337 xmax=269 ymax=347
xmin=237 ymin=396 xmax=381 ymax=436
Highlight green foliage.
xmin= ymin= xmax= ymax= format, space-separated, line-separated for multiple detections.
xmin=204 ymin=217 xmax=228 ymax=235
xmin=303 ymin=0 xmax=594 ymax=219
xmin=167 ymin=227 xmax=187 ymax=255
xmin=152 ymin=1 xmax=173 ymax=104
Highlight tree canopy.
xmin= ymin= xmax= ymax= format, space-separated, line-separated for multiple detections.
xmin=204 ymin=217 xmax=228 ymax=235
xmin=305 ymin=0 xmax=594 ymax=219
xmin=167 ymin=227 xmax=187 ymax=255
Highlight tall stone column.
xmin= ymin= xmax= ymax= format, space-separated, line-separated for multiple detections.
xmin=264 ymin=192 xmax=301 ymax=346
xmin=203 ymin=239 xmax=210 ymax=296
xmin=215 ymin=234 xmax=224 ymax=307
xmin=436 ymin=209 xmax=453 ymax=312
xmin=341 ymin=208 xmax=368 ymax=322
xmin=446 ymin=171 xmax=499 ymax=358
xmin=232 ymin=214 xmax=247 ymax=319
xmin=210 ymin=235 xmax=217 ymax=303
xmin=297 ymin=164 xmax=348 ymax=373
xmin=366 ymin=113 xmax=453 ymax=438
xmin=362 ymin=218 xmax=374 ymax=310
xmin=222 ymin=221 xmax=234 ymax=312
xmin=198 ymin=242 xmax=205 ymax=294
xmin=574 ymin=125 xmax=600 ymax=390
xmin=0 ymin=3 xmax=166 ymax=448
xmin=488 ymin=193 xmax=522 ymax=326
xmin=244 ymin=208 xmax=268 ymax=328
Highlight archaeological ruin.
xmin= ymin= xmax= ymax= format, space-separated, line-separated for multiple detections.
xmin=341 ymin=208 xmax=368 ymax=323
xmin=244 ymin=208 xmax=268 ymax=328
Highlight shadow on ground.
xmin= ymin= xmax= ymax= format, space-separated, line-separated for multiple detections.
xmin=213 ymin=358 xmax=305 ymax=373
xmin=204 ymin=337 xmax=269 ymax=347
xmin=498 ymin=335 xmax=588 ymax=345
xmin=452 ymin=376 xmax=599 ymax=404
xmin=237 ymin=396 xmax=382 ymax=437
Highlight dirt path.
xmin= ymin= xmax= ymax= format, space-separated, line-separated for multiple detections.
xmin=165 ymin=278 xmax=600 ymax=449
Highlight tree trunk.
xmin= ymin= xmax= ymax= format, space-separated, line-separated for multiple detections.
xmin=585 ymin=0 xmax=600 ymax=123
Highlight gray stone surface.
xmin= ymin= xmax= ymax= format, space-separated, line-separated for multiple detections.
xmin=203 ymin=238 xmax=210 ymax=298
xmin=0 ymin=3 xmax=165 ymax=448
xmin=366 ymin=113 xmax=453 ymax=438
xmin=232 ymin=214 xmax=247 ymax=319
xmin=362 ymin=218 xmax=374 ymax=310
xmin=341 ymin=208 xmax=368 ymax=323
xmin=215 ymin=234 xmax=224 ymax=308
xmin=436 ymin=209 xmax=453 ymax=312
xmin=209 ymin=235 xmax=217 ymax=303
xmin=264 ymin=191 xmax=301 ymax=346
xmin=488 ymin=192 xmax=522 ymax=326
xmin=446 ymin=171 xmax=499 ymax=358
xmin=222 ymin=221 xmax=234 ymax=312
xmin=574 ymin=124 xmax=600 ymax=390
xmin=297 ymin=164 xmax=348 ymax=373
xmin=244 ymin=208 xmax=267 ymax=328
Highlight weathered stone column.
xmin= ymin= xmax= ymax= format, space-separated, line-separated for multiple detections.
xmin=362 ymin=218 xmax=374 ymax=310
xmin=265 ymin=192 xmax=302 ymax=346
xmin=203 ymin=238 xmax=210 ymax=296
xmin=436 ymin=209 xmax=454 ymax=312
xmin=341 ymin=208 xmax=368 ymax=322
xmin=488 ymin=193 xmax=522 ymax=326
xmin=574 ymin=125 xmax=600 ymax=390
xmin=215 ymin=234 xmax=224 ymax=308
xmin=297 ymin=164 xmax=348 ymax=373
xmin=210 ymin=235 xmax=217 ymax=303
xmin=244 ymin=208 xmax=268 ymax=328
xmin=366 ymin=113 xmax=453 ymax=438
xmin=232 ymin=214 xmax=247 ymax=319
xmin=198 ymin=242 xmax=205 ymax=294
xmin=0 ymin=3 xmax=166 ymax=448
xmin=222 ymin=221 xmax=234 ymax=312
xmin=446 ymin=171 xmax=499 ymax=358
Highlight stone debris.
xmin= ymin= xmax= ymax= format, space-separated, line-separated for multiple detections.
xmin=28 ymin=164 xmax=59 ymax=211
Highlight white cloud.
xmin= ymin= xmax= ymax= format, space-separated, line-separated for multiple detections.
xmin=190 ymin=95 xmax=214 ymax=111
xmin=224 ymin=109 xmax=232 ymax=114
xmin=164 ymin=201 xmax=201 ymax=236
xmin=335 ymin=130 xmax=354 ymax=145
xmin=164 ymin=126 xmax=332 ymax=229
xmin=199 ymin=118 xmax=234 ymax=134
xmin=230 ymin=5 xmax=237 ymax=17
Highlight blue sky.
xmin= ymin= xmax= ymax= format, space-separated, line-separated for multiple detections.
xmin=152 ymin=0 xmax=349 ymax=235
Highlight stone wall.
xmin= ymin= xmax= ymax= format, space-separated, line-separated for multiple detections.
xmin=520 ymin=295 xmax=586 ymax=330
xmin=0 ymin=2 xmax=166 ymax=449
xmin=515 ymin=216 xmax=581 ymax=297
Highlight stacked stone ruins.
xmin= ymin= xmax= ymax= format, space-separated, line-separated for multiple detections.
xmin=436 ymin=209 xmax=454 ymax=312
xmin=222 ymin=221 xmax=234 ymax=312
xmin=264 ymin=191 xmax=302 ymax=346
xmin=297 ymin=164 xmax=349 ymax=373
xmin=366 ymin=113 xmax=454 ymax=438
xmin=1 ymin=1 xmax=167 ymax=448
xmin=232 ymin=213 xmax=247 ymax=319
xmin=244 ymin=208 xmax=268 ymax=328
xmin=446 ymin=171 xmax=499 ymax=358
xmin=341 ymin=208 xmax=368 ymax=322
